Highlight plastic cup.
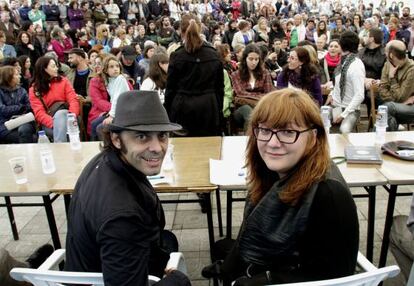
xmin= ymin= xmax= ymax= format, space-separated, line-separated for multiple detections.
xmin=8 ymin=157 xmax=28 ymax=184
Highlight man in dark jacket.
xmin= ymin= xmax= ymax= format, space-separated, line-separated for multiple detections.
xmin=120 ymin=45 xmax=145 ymax=89
xmin=65 ymin=91 xmax=190 ymax=286
xmin=359 ymin=28 xmax=386 ymax=116
xmin=148 ymin=0 xmax=161 ymax=20
xmin=42 ymin=0 xmax=60 ymax=32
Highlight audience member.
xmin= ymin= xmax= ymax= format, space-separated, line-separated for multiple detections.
xmin=0 ymin=66 xmax=36 ymax=143
xmin=379 ymin=40 xmax=414 ymax=131
xmin=277 ymin=46 xmax=323 ymax=105
xmin=29 ymin=56 xmax=79 ymax=142
xmin=327 ymin=31 xmax=365 ymax=134
xmin=165 ymin=13 xmax=224 ymax=137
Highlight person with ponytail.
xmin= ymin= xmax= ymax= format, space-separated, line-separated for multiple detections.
xmin=165 ymin=13 xmax=224 ymax=137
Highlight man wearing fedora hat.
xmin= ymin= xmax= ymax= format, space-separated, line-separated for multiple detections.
xmin=65 ymin=91 xmax=190 ymax=286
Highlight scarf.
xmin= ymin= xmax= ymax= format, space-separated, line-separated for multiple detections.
xmin=337 ymin=53 xmax=357 ymax=101
xmin=325 ymin=53 xmax=341 ymax=67
xmin=238 ymin=174 xmax=318 ymax=266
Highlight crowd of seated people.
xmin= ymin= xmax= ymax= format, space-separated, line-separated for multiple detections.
xmin=0 ymin=0 xmax=412 ymax=141
xmin=0 ymin=0 xmax=414 ymax=284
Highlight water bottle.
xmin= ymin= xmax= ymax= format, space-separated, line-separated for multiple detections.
xmin=375 ymin=105 xmax=388 ymax=145
xmin=67 ymin=113 xmax=81 ymax=150
xmin=38 ymin=131 xmax=56 ymax=174
xmin=321 ymin=106 xmax=331 ymax=135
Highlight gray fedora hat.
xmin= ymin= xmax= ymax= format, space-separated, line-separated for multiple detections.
xmin=109 ymin=90 xmax=182 ymax=132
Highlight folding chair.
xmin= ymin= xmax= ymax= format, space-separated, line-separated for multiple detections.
xmin=230 ymin=252 xmax=399 ymax=286
xmin=10 ymin=249 xmax=187 ymax=286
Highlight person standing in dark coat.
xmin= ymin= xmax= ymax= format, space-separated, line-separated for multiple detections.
xmin=165 ymin=13 xmax=224 ymax=137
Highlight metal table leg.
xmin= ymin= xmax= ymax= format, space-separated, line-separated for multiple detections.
xmin=366 ymin=186 xmax=376 ymax=262
xmin=204 ymin=192 xmax=216 ymax=261
xmin=226 ymin=191 xmax=233 ymax=239
xmin=379 ymin=185 xmax=397 ymax=267
xmin=216 ymin=189 xmax=223 ymax=237
xmin=63 ymin=194 xmax=71 ymax=218
xmin=42 ymin=195 xmax=61 ymax=249
xmin=5 ymin=196 xmax=19 ymax=240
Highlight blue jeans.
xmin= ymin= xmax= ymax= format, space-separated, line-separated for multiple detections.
xmin=1 ymin=122 xmax=36 ymax=143
xmin=90 ymin=115 xmax=106 ymax=141
xmin=383 ymin=102 xmax=414 ymax=131
xmin=43 ymin=109 xmax=69 ymax=142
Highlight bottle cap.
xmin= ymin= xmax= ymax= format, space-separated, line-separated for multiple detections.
xmin=38 ymin=130 xmax=46 ymax=136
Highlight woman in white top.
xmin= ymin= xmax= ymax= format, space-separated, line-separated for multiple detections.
xmin=102 ymin=56 xmax=131 ymax=126
xmin=232 ymin=20 xmax=253 ymax=51
xmin=141 ymin=52 xmax=169 ymax=104
xmin=313 ymin=20 xmax=331 ymax=44
xmin=104 ymin=0 xmax=121 ymax=24
xmin=112 ymin=28 xmax=131 ymax=48
xmin=169 ymin=0 xmax=182 ymax=20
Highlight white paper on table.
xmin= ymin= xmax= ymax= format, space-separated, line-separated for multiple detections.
xmin=147 ymin=175 xmax=173 ymax=186
xmin=209 ymin=159 xmax=246 ymax=186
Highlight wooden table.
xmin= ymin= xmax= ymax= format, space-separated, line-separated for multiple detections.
xmin=216 ymin=135 xmax=388 ymax=262
xmin=1 ymin=137 xmax=222 ymax=258
xmin=346 ymin=131 xmax=414 ymax=267
xmin=0 ymin=142 xmax=100 ymax=249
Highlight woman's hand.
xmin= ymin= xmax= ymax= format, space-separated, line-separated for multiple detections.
xmin=27 ymin=44 xmax=34 ymax=50
xmin=103 ymin=116 xmax=113 ymax=125
xmin=333 ymin=116 xmax=344 ymax=125
xmin=325 ymin=94 xmax=333 ymax=105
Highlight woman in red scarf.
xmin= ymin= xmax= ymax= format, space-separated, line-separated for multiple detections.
xmin=388 ymin=18 xmax=398 ymax=42
xmin=320 ymin=39 xmax=341 ymax=87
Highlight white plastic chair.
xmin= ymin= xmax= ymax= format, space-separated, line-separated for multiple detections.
xmin=232 ymin=252 xmax=399 ymax=286
xmin=10 ymin=249 xmax=187 ymax=286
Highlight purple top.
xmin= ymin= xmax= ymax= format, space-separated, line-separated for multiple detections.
xmin=68 ymin=8 xmax=84 ymax=30
xmin=276 ymin=69 xmax=323 ymax=106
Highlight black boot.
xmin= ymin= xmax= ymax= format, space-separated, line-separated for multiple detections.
xmin=201 ymin=260 xmax=224 ymax=279
xmin=26 ymin=244 xmax=54 ymax=268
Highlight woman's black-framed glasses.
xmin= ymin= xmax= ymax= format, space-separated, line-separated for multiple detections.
xmin=253 ymin=127 xmax=314 ymax=144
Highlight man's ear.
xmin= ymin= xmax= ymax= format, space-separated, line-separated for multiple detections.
xmin=111 ymin=133 xmax=122 ymax=150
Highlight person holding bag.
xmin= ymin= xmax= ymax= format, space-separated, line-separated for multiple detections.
xmin=29 ymin=56 xmax=80 ymax=142
xmin=0 ymin=66 xmax=36 ymax=143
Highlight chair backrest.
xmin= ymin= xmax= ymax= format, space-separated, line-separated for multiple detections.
xmin=10 ymin=249 xmax=186 ymax=286
xmin=265 ymin=265 xmax=400 ymax=286
xmin=9 ymin=268 xmax=161 ymax=286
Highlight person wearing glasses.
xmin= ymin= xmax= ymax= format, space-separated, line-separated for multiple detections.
xmin=202 ymin=88 xmax=359 ymax=285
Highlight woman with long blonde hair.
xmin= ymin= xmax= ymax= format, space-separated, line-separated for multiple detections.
xmin=202 ymin=88 xmax=359 ymax=285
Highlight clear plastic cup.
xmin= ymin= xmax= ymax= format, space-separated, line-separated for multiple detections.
xmin=8 ymin=157 xmax=28 ymax=184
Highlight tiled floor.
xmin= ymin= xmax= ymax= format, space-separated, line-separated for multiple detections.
xmin=1 ymin=186 xmax=413 ymax=286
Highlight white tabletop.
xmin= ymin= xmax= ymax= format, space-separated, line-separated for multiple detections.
xmin=346 ymin=132 xmax=414 ymax=185
xmin=213 ymin=135 xmax=388 ymax=189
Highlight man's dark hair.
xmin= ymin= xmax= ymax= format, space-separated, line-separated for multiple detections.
xmin=297 ymin=40 xmax=317 ymax=54
xmin=388 ymin=43 xmax=406 ymax=60
xmin=100 ymin=126 xmax=122 ymax=155
xmin=339 ymin=31 xmax=360 ymax=53
xmin=0 ymin=57 xmax=18 ymax=67
xmin=369 ymin=28 xmax=383 ymax=45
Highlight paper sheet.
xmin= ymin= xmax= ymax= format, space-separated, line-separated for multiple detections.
xmin=209 ymin=159 xmax=246 ymax=186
